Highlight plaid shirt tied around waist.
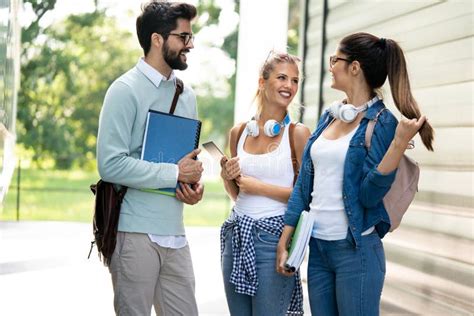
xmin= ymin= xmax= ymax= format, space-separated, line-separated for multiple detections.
xmin=220 ymin=213 xmax=304 ymax=315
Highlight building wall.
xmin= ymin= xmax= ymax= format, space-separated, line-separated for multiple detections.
xmin=0 ymin=0 xmax=21 ymax=204
xmin=300 ymin=0 xmax=473 ymax=314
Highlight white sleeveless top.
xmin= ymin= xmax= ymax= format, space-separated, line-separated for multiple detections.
xmin=309 ymin=127 xmax=357 ymax=240
xmin=233 ymin=125 xmax=295 ymax=219
xmin=309 ymin=126 xmax=374 ymax=240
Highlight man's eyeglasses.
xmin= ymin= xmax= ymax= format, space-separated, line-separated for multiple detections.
xmin=167 ymin=32 xmax=194 ymax=46
xmin=329 ymin=55 xmax=352 ymax=67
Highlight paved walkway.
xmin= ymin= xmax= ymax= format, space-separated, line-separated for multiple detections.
xmin=1 ymin=221 xmax=413 ymax=315
xmin=0 ymin=221 xmax=310 ymax=316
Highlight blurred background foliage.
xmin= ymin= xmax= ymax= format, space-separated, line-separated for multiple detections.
xmin=19 ymin=8 xmax=139 ymax=169
xmin=17 ymin=0 xmax=299 ymax=170
xmin=19 ymin=0 xmax=141 ymax=169
xmin=17 ymin=0 xmax=239 ymax=169
xmin=6 ymin=0 xmax=300 ymax=222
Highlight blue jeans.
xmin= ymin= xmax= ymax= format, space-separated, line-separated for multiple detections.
xmin=307 ymin=232 xmax=386 ymax=316
xmin=222 ymin=227 xmax=295 ymax=316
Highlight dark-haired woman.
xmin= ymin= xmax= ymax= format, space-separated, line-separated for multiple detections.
xmin=276 ymin=32 xmax=434 ymax=315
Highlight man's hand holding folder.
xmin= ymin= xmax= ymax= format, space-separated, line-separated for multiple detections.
xmin=177 ymin=148 xmax=203 ymax=184
xmin=176 ymin=182 xmax=204 ymax=205
xmin=176 ymin=149 xmax=204 ymax=205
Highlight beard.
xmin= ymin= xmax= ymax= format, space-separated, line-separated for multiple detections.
xmin=163 ymin=41 xmax=188 ymax=70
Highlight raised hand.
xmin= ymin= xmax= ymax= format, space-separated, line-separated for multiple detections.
xmin=394 ymin=115 xmax=427 ymax=149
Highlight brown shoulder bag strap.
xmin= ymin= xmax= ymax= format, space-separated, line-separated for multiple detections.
xmin=289 ymin=122 xmax=299 ymax=185
xmin=169 ymin=78 xmax=184 ymax=115
xmin=231 ymin=123 xmax=247 ymax=158
xmin=231 ymin=122 xmax=299 ymax=184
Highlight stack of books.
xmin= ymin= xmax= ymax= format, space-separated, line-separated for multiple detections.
xmin=285 ymin=210 xmax=315 ymax=272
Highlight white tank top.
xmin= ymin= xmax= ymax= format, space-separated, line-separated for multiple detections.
xmin=233 ymin=125 xmax=294 ymax=219
xmin=309 ymin=127 xmax=357 ymax=240
xmin=309 ymin=126 xmax=374 ymax=240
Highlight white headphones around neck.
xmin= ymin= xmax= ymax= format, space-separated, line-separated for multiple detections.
xmin=329 ymin=96 xmax=380 ymax=123
xmin=246 ymin=113 xmax=291 ymax=138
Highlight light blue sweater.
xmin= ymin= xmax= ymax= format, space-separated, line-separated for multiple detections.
xmin=97 ymin=63 xmax=197 ymax=235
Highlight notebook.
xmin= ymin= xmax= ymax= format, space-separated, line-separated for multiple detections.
xmin=141 ymin=110 xmax=201 ymax=196
xmin=285 ymin=210 xmax=315 ymax=272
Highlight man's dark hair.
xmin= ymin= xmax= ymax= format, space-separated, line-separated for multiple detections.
xmin=136 ymin=1 xmax=197 ymax=56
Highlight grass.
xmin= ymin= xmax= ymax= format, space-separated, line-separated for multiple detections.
xmin=1 ymin=168 xmax=230 ymax=226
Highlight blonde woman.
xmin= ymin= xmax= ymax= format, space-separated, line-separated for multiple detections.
xmin=220 ymin=51 xmax=311 ymax=315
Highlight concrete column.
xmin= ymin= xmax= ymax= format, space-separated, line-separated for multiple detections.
xmin=234 ymin=0 xmax=289 ymax=124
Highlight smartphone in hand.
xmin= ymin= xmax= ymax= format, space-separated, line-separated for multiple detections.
xmin=202 ymin=141 xmax=225 ymax=161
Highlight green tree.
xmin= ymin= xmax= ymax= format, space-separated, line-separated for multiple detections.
xmin=287 ymin=0 xmax=300 ymax=55
xmin=18 ymin=1 xmax=241 ymax=168
xmin=17 ymin=11 xmax=139 ymax=168
xmin=193 ymin=0 xmax=221 ymax=33
xmin=21 ymin=0 xmax=57 ymax=47
xmin=193 ymin=0 xmax=239 ymax=149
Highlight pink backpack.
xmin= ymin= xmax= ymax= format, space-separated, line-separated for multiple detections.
xmin=365 ymin=109 xmax=420 ymax=232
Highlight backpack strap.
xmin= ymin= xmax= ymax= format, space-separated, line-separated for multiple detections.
xmin=365 ymin=108 xmax=386 ymax=149
xmin=289 ymin=122 xmax=299 ymax=185
xmin=366 ymin=108 xmax=416 ymax=151
xmin=169 ymin=78 xmax=184 ymax=115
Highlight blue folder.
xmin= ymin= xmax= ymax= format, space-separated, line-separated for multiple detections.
xmin=141 ymin=110 xmax=201 ymax=196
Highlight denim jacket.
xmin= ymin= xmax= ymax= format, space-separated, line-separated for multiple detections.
xmin=284 ymin=100 xmax=398 ymax=247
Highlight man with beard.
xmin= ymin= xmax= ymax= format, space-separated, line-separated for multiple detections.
xmin=96 ymin=1 xmax=203 ymax=315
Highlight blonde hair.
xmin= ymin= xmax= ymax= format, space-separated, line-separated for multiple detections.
xmin=254 ymin=51 xmax=301 ymax=118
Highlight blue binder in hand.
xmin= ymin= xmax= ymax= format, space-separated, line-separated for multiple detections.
xmin=141 ymin=110 xmax=202 ymax=196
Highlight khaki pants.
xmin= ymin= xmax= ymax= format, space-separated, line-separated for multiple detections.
xmin=109 ymin=232 xmax=198 ymax=316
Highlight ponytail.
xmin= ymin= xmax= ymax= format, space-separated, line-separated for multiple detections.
xmin=385 ymin=39 xmax=434 ymax=151
xmin=339 ymin=33 xmax=434 ymax=151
